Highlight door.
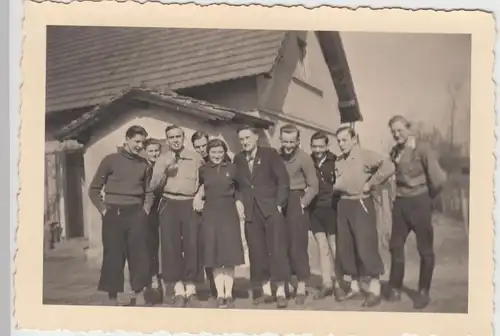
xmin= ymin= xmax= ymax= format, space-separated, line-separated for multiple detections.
xmin=64 ymin=151 xmax=86 ymax=239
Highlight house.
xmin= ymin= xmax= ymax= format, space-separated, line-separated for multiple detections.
xmin=44 ymin=26 xmax=361 ymax=265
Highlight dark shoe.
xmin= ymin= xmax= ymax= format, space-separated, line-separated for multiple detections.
xmin=295 ymin=293 xmax=307 ymax=305
xmin=253 ymin=294 xmax=274 ymax=305
xmin=413 ymin=289 xmax=430 ymax=309
xmin=216 ymin=297 xmax=226 ymax=308
xmin=332 ymin=286 xmax=347 ymax=302
xmin=362 ymin=293 xmax=382 ymax=308
xmin=186 ymin=294 xmax=200 ymax=308
xmin=276 ymin=296 xmax=288 ymax=309
xmin=226 ymin=297 xmax=235 ymax=308
xmin=173 ymin=295 xmax=186 ymax=307
xmin=314 ymin=286 xmax=334 ymax=300
xmin=387 ymin=288 xmax=402 ymax=302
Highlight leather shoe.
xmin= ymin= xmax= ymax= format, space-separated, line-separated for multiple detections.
xmin=387 ymin=288 xmax=402 ymax=302
xmin=362 ymin=293 xmax=382 ymax=308
xmin=295 ymin=293 xmax=307 ymax=305
xmin=253 ymin=294 xmax=274 ymax=305
xmin=276 ymin=296 xmax=288 ymax=309
xmin=314 ymin=286 xmax=334 ymax=300
xmin=413 ymin=289 xmax=430 ymax=309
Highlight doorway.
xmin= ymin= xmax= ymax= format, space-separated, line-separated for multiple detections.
xmin=64 ymin=151 xmax=86 ymax=239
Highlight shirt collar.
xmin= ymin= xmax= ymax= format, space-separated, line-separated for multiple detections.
xmin=174 ymin=146 xmax=195 ymax=160
xmin=246 ymin=147 xmax=258 ymax=160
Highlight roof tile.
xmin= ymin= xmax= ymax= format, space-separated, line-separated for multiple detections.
xmin=46 ymin=26 xmax=286 ymax=113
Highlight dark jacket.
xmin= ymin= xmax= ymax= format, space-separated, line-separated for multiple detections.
xmin=233 ymin=146 xmax=290 ymax=220
xmin=310 ymin=151 xmax=338 ymax=208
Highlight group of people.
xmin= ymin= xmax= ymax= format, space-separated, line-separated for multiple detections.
xmin=88 ymin=114 xmax=446 ymax=310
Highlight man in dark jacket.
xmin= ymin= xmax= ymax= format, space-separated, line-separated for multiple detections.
xmin=233 ymin=125 xmax=291 ymax=309
xmin=88 ymin=125 xmax=151 ymax=306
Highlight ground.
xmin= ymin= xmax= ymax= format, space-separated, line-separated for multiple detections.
xmin=43 ymin=213 xmax=468 ymax=313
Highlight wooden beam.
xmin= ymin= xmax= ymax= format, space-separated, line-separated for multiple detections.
xmin=315 ymin=31 xmax=362 ymax=123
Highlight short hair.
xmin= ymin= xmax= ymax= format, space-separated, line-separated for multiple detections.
xmin=388 ymin=115 xmax=411 ymax=129
xmin=206 ymin=138 xmax=228 ymax=154
xmin=165 ymin=124 xmax=184 ymax=135
xmin=279 ymin=123 xmax=300 ymax=139
xmin=191 ymin=131 xmax=209 ymax=144
xmin=236 ymin=125 xmax=258 ymax=135
xmin=144 ymin=138 xmax=162 ymax=149
xmin=310 ymin=131 xmax=329 ymax=145
xmin=125 ymin=125 xmax=148 ymax=139
xmin=335 ymin=126 xmax=356 ymax=139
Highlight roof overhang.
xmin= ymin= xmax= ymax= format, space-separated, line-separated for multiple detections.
xmin=53 ymin=87 xmax=275 ymax=141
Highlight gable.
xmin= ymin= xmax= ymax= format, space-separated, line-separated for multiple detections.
xmin=282 ymin=31 xmax=342 ymax=128
xmin=46 ymin=26 xmax=286 ymax=114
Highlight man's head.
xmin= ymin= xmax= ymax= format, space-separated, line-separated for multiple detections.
xmin=388 ymin=115 xmax=412 ymax=146
xmin=310 ymin=131 xmax=329 ymax=160
xmin=237 ymin=125 xmax=259 ymax=153
xmin=279 ymin=124 xmax=300 ymax=155
xmin=144 ymin=138 xmax=162 ymax=163
xmin=191 ymin=131 xmax=209 ymax=158
xmin=335 ymin=126 xmax=358 ymax=155
xmin=165 ymin=125 xmax=185 ymax=152
xmin=124 ymin=125 xmax=148 ymax=155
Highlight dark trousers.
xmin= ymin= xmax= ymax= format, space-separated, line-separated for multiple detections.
xmin=283 ymin=190 xmax=311 ymax=281
xmin=159 ymin=198 xmax=201 ymax=283
xmin=389 ymin=193 xmax=434 ymax=291
xmin=245 ymin=203 xmax=290 ymax=283
xmin=336 ymin=198 xmax=384 ymax=278
xmin=98 ymin=204 xmax=150 ymax=294
xmin=197 ymin=211 xmax=217 ymax=297
xmin=147 ymin=211 xmax=160 ymax=279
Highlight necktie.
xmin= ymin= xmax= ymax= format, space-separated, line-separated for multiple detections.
xmin=247 ymin=155 xmax=255 ymax=173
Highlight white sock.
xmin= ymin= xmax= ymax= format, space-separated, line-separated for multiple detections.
xmin=296 ymin=281 xmax=306 ymax=295
xmin=224 ymin=267 xmax=235 ymax=298
xmin=351 ymin=280 xmax=360 ymax=292
xmin=185 ymin=282 xmax=196 ymax=296
xmin=174 ymin=281 xmax=186 ymax=296
xmin=213 ymin=268 xmax=225 ymax=298
xmin=369 ymin=278 xmax=381 ymax=296
xmin=262 ymin=280 xmax=272 ymax=296
xmin=276 ymin=282 xmax=286 ymax=297
xmin=287 ymin=282 xmax=295 ymax=293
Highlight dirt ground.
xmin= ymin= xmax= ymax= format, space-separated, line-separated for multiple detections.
xmin=43 ymin=213 xmax=468 ymax=313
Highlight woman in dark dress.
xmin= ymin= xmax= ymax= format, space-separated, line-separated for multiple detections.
xmin=193 ymin=139 xmax=245 ymax=308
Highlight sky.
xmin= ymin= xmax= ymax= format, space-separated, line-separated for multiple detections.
xmin=340 ymin=32 xmax=471 ymax=155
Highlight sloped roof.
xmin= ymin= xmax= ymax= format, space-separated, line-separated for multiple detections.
xmin=46 ymin=26 xmax=287 ymax=114
xmin=53 ymin=87 xmax=274 ymax=141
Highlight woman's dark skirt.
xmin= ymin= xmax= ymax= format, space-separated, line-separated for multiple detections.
xmin=201 ymin=196 xmax=245 ymax=268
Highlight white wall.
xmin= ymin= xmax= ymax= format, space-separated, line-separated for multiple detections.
xmin=282 ymin=31 xmax=342 ymax=130
xmin=340 ymin=32 xmax=471 ymax=155
xmin=83 ymin=106 xmax=225 ymax=258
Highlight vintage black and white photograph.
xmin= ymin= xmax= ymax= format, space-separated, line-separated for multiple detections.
xmin=42 ymin=24 xmax=471 ymax=313
xmin=15 ymin=2 xmax=495 ymax=335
